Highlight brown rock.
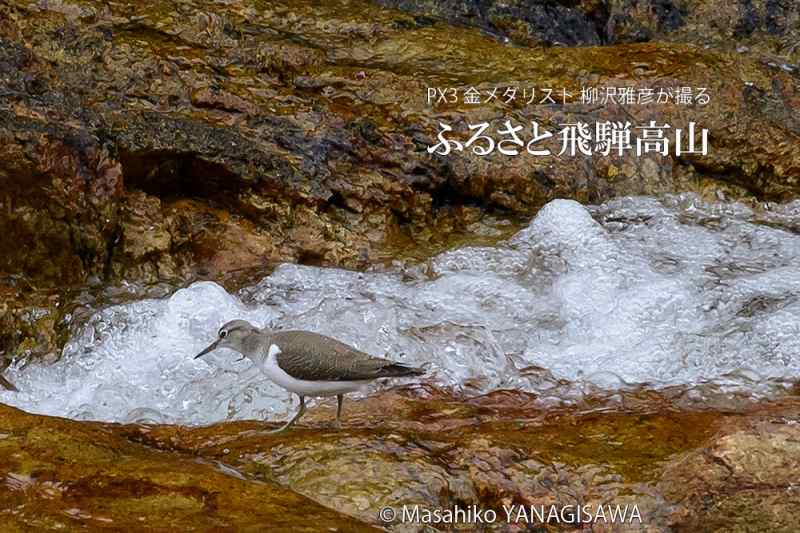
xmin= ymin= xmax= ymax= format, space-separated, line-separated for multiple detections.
xmin=0 ymin=403 xmax=377 ymax=531
xmin=659 ymin=418 xmax=800 ymax=532
xmin=191 ymin=86 xmax=259 ymax=115
xmin=122 ymin=388 xmax=800 ymax=531
xmin=3 ymin=383 xmax=800 ymax=530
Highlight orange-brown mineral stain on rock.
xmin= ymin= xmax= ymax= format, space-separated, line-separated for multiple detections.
xmin=0 ymin=404 xmax=378 ymax=531
xmin=110 ymin=387 xmax=800 ymax=530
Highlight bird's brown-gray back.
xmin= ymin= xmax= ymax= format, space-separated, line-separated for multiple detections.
xmin=270 ymin=330 xmax=422 ymax=382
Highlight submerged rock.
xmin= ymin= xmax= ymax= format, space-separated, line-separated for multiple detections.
xmin=132 ymin=388 xmax=800 ymax=531
xmin=0 ymin=402 xmax=376 ymax=531
xmin=3 ymin=387 xmax=796 ymax=531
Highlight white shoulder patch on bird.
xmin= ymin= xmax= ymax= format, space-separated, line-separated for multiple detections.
xmin=268 ymin=344 xmax=282 ymax=357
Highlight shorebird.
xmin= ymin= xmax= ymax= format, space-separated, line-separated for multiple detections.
xmin=194 ymin=319 xmax=424 ymax=433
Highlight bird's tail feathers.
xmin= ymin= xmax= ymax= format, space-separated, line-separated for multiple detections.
xmin=380 ymin=362 xmax=426 ymax=378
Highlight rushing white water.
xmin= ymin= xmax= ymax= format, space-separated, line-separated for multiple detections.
xmin=3 ymin=194 xmax=800 ymax=424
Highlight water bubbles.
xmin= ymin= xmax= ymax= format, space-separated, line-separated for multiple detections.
xmin=2 ymin=194 xmax=800 ymax=424
xmin=124 ymin=407 xmax=168 ymax=425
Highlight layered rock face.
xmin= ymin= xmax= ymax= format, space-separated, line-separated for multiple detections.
xmin=376 ymin=0 xmax=800 ymax=52
xmin=1 ymin=0 xmax=799 ymax=363
xmin=1 ymin=0 xmax=798 ymax=286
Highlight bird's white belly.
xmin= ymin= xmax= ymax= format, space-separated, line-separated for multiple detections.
xmin=260 ymin=347 xmax=368 ymax=397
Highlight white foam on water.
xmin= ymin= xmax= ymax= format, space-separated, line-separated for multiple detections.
xmin=3 ymin=194 xmax=800 ymax=424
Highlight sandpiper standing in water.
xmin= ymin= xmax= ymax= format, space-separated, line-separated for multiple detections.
xmin=194 ymin=319 xmax=424 ymax=432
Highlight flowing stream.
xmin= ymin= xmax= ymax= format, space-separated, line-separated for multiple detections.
xmin=3 ymin=195 xmax=800 ymax=424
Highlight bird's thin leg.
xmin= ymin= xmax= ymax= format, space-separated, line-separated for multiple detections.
xmin=269 ymin=395 xmax=306 ymax=434
xmin=335 ymin=394 xmax=344 ymax=428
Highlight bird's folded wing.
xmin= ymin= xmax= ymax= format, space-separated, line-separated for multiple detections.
xmin=272 ymin=331 xmax=400 ymax=381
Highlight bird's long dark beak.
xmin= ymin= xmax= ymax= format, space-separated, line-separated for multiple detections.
xmin=194 ymin=339 xmax=220 ymax=359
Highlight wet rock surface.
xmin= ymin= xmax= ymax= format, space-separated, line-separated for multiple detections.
xmin=0 ymin=401 xmax=377 ymax=531
xmin=1 ymin=0 xmax=799 ymax=365
xmin=377 ymin=0 xmax=800 ymax=56
xmin=3 ymin=387 xmax=799 ymax=531
xmin=0 ymin=0 xmax=798 ymax=292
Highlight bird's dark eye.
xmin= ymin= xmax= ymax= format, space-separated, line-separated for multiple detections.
xmin=219 ymin=330 xmax=227 ymax=339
